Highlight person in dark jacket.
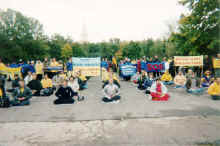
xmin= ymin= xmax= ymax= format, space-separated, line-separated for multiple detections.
xmin=54 ymin=80 xmax=76 ymax=105
xmin=27 ymin=73 xmax=42 ymax=96
xmin=0 ymin=79 xmax=10 ymax=108
xmin=11 ymin=80 xmax=32 ymax=106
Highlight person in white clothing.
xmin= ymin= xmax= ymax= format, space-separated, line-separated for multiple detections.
xmin=102 ymin=78 xmax=121 ymax=103
xmin=24 ymin=71 xmax=32 ymax=85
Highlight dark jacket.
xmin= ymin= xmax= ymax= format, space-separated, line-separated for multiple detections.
xmin=13 ymin=86 xmax=32 ymax=102
xmin=55 ymin=86 xmax=76 ymax=100
xmin=12 ymin=78 xmax=20 ymax=88
xmin=27 ymin=79 xmax=42 ymax=91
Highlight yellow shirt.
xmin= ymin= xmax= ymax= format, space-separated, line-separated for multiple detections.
xmin=0 ymin=89 xmax=3 ymax=97
xmin=35 ymin=63 xmax=43 ymax=75
xmin=208 ymin=82 xmax=220 ymax=96
xmin=50 ymin=61 xmax=59 ymax=67
xmin=20 ymin=88 xmax=24 ymax=93
xmin=103 ymin=73 xmax=119 ymax=83
xmin=161 ymin=73 xmax=172 ymax=81
xmin=41 ymin=78 xmax=53 ymax=88
xmin=79 ymin=74 xmax=87 ymax=81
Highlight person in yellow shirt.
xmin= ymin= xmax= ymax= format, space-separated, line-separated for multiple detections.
xmin=208 ymin=77 xmax=220 ymax=100
xmin=161 ymin=70 xmax=174 ymax=85
xmin=41 ymin=74 xmax=54 ymax=96
xmin=76 ymin=70 xmax=88 ymax=90
xmin=35 ymin=60 xmax=43 ymax=81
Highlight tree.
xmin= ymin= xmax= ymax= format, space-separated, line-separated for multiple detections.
xmin=61 ymin=43 xmax=73 ymax=61
xmin=170 ymin=0 xmax=220 ymax=55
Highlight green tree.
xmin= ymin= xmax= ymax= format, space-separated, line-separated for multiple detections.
xmin=61 ymin=43 xmax=73 ymax=61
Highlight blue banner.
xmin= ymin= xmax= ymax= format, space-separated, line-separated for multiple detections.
xmin=120 ymin=64 xmax=137 ymax=77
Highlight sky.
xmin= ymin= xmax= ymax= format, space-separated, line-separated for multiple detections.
xmin=1 ymin=0 xmax=186 ymax=42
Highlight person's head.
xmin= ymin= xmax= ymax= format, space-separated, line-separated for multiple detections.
xmin=28 ymin=71 xmax=32 ymax=76
xmin=31 ymin=61 xmax=35 ymax=65
xmin=188 ymin=69 xmax=193 ymax=74
xmin=156 ymin=78 xmax=161 ymax=84
xmin=44 ymin=74 xmax=49 ymax=79
xmin=14 ymin=74 xmax=19 ymax=80
xmin=163 ymin=57 xmax=167 ymax=62
xmin=205 ymin=70 xmax=211 ymax=76
xmin=217 ymin=53 xmax=220 ymax=58
xmin=52 ymin=58 xmax=56 ymax=62
xmin=178 ymin=71 xmax=183 ymax=76
xmin=44 ymin=57 xmax=48 ymax=61
xmin=62 ymin=80 xmax=68 ymax=87
xmin=69 ymin=76 xmax=74 ymax=81
xmin=32 ymin=73 xmax=37 ymax=80
xmin=69 ymin=58 xmax=72 ymax=62
xmin=154 ymin=56 xmax=158 ymax=59
xmin=149 ymin=73 xmax=154 ymax=78
xmin=37 ymin=60 xmax=41 ymax=64
xmin=141 ymin=70 xmax=145 ymax=76
xmin=19 ymin=80 xmax=25 ymax=88
xmin=165 ymin=70 xmax=169 ymax=74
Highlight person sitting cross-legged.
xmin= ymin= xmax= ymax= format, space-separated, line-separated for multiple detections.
xmin=185 ymin=71 xmax=205 ymax=94
xmin=174 ymin=71 xmax=186 ymax=88
xmin=41 ymin=74 xmax=54 ymax=96
xmin=144 ymin=73 xmax=155 ymax=94
xmin=137 ymin=70 xmax=147 ymax=90
xmin=54 ymin=80 xmax=76 ymax=104
xmin=150 ymin=78 xmax=170 ymax=101
xmin=201 ymin=70 xmax=214 ymax=88
xmin=27 ymin=73 xmax=42 ymax=96
xmin=11 ymin=80 xmax=32 ymax=106
xmin=102 ymin=78 xmax=121 ymax=103
xmin=208 ymin=77 xmax=220 ymax=100
xmin=76 ymin=70 xmax=88 ymax=90
xmin=161 ymin=70 xmax=174 ymax=85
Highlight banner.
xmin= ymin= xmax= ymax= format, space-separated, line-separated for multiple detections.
xmin=174 ymin=56 xmax=203 ymax=66
xmin=213 ymin=58 xmax=220 ymax=68
xmin=72 ymin=57 xmax=101 ymax=76
xmin=0 ymin=63 xmax=21 ymax=79
xmin=146 ymin=63 xmax=165 ymax=72
xmin=120 ymin=64 xmax=137 ymax=77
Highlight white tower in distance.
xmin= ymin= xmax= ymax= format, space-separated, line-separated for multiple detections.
xmin=80 ymin=19 xmax=88 ymax=43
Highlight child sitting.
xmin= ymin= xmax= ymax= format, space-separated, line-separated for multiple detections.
xmin=150 ymin=78 xmax=170 ymax=101
xmin=201 ymin=70 xmax=214 ymax=87
xmin=174 ymin=71 xmax=186 ymax=88
xmin=161 ymin=70 xmax=174 ymax=85
xmin=208 ymin=77 xmax=220 ymax=100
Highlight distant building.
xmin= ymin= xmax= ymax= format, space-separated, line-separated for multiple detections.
xmin=80 ymin=22 xmax=88 ymax=43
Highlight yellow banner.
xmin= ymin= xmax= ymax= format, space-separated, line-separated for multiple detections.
xmin=213 ymin=58 xmax=220 ymax=68
xmin=174 ymin=56 xmax=203 ymax=67
xmin=0 ymin=63 xmax=21 ymax=79
xmin=73 ymin=67 xmax=100 ymax=77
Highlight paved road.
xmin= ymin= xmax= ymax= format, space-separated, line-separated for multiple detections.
xmin=0 ymin=77 xmax=220 ymax=146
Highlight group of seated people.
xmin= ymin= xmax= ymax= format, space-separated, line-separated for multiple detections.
xmin=0 ymin=69 xmax=88 ymax=107
xmin=131 ymin=69 xmax=220 ymax=101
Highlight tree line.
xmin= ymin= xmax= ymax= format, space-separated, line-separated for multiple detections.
xmin=0 ymin=0 xmax=219 ymax=63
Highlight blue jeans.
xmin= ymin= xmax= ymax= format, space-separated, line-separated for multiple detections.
xmin=211 ymin=95 xmax=220 ymax=100
xmin=174 ymin=85 xmax=185 ymax=88
xmin=187 ymin=88 xmax=205 ymax=94
xmin=163 ymin=81 xmax=174 ymax=85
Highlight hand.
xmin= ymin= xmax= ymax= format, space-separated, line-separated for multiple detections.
xmin=18 ymin=97 xmax=25 ymax=101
